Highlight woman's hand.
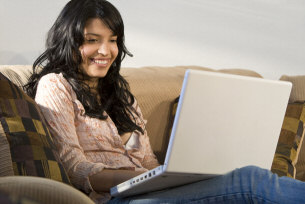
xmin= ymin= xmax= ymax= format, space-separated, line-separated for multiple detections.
xmin=89 ymin=169 xmax=147 ymax=192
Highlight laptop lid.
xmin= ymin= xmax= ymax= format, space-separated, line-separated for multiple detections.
xmin=110 ymin=69 xmax=292 ymax=197
xmin=163 ymin=69 xmax=292 ymax=175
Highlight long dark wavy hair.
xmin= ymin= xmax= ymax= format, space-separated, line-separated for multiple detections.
xmin=24 ymin=0 xmax=144 ymax=135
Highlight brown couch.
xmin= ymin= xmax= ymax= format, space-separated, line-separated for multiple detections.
xmin=0 ymin=65 xmax=304 ymax=203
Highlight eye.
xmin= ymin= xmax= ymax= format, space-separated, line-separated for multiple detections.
xmin=110 ymin=36 xmax=118 ymax=43
xmin=88 ymin=39 xmax=98 ymax=43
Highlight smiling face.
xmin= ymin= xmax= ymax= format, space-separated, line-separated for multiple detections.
xmin=79 ymin=18 xmax=118 ymax=84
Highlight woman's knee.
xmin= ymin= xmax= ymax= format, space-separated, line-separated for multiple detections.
xmin=234 ymin=165 xmax=272 ymax=183
xmin=239 ymin=165 xmax=264 ymax=173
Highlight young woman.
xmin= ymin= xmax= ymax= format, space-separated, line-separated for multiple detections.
xmin=25 ymin=0 xmax=305 ymax=203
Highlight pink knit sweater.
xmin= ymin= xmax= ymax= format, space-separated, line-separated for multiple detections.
xmin=35 ymin=73 xmax=159 ymax=201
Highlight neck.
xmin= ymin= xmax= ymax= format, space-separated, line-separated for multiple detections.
xmin=85 ymin=78 xmax=101 ymax=103
xmin=78 ymin=74 xmax=99 ymax=94
xmin=86 ymin=79 xmax=99 ymax=91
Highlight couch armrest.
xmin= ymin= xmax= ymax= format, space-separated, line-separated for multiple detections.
xmin=0 ymin=176 xmax=94 ymax=204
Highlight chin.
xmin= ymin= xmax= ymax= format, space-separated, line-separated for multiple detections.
xmin=93 ymin=71 xmax=110 ymax=78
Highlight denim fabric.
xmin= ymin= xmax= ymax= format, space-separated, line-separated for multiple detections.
xmin=108 ymin=166 xmax=305 ymax=204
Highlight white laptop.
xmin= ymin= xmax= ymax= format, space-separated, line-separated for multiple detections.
xmin=110 ymin=69 xmax=292 ymax=197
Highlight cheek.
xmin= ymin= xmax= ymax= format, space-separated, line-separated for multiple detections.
xmin=112 ymin=46 xmax=119 ymax=59
xmin=80 ymin=46 xmax=95 ymax=59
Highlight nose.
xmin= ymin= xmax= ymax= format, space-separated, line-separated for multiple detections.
xmin=98 ymin=42 xmax=110 ymax=56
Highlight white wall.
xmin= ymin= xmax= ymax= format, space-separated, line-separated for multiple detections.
xmin=0 ymin=0 xmax=68 ymax=65
xmin=1 ymin=0 xmax=304 ymax=79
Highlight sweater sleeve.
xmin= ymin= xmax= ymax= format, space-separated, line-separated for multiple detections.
xmin=35 ymin=73 xmax=105 ymax=193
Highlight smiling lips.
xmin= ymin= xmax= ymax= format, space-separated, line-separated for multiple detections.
xmin=91 ymin=58 xmax=110 ymax=67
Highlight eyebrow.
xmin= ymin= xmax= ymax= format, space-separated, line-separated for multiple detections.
xmin=84 ymin=33 xmax=117 ymax=37
xmin=84 ymin=33 xmax=99 ymax=37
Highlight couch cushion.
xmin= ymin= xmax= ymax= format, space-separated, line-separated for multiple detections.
xmin=0 ymin=189 xmax=39 ymax=204
xmin=279 ymin=75 xmax=305 ymax=181
xmin=280 ymin=75 xmax=305 ymax=103
xmin=0 ymin=73 xmax=71 ymax=184
xmin=271 ymin=102 xmax=305 ymax=178
xmin=0 ymin=124 xmax=14 ymax=176
xmin=0 ymin=65 xmax=33 ymax=88
xmin=0 ymin=176 xmax=94 ymax=204
xmin=295 ymin=104 xmax=305 ymax=181
xmin=218 ymin=68 xmax=263 ymax=78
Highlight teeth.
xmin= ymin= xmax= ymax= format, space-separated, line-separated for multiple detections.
xmin=94 ymin=59 xmax=108 ymax=65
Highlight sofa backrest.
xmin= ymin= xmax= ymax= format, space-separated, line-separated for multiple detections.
xmin=1 ymin=65 xmax=304 ymax=165
xmin=2 ymin=64 xmax=305 ymax=181
xmin=0 ymin=65 xmax=33 ymax=88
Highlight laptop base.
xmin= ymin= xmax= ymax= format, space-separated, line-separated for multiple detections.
xmin=111 ymin=166 xmax=217 ymax=198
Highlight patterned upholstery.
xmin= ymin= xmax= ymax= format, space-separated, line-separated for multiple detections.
xmin=0 ymin=73 xmax=71 ymax=184
xmin=271 ymin=102 xmax=305 ymax=178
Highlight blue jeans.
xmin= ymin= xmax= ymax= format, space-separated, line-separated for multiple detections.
xmin=108 ymin=166 xmax=305 ymax=204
